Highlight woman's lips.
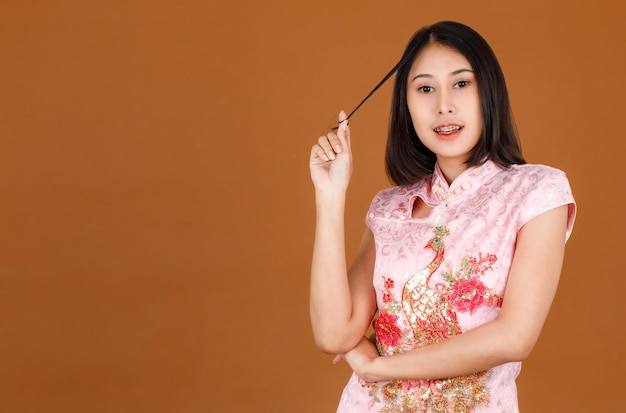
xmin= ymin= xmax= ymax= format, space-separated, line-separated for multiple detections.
xmin=434 ymin=124 xmax=463 ymax=138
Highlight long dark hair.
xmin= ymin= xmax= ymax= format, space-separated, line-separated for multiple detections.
xmin=386 ymin=21 xmax=525 ymax=186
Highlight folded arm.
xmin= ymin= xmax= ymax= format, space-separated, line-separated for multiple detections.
xmin=343 ymin=204 xmax=569 ymax=381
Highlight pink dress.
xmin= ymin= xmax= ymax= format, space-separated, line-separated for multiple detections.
xmin=337 ymin=160 xmax=576 ymax=413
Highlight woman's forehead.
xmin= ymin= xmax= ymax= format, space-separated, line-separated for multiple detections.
xmin=409 ymin=43 xmax=471 ymax=76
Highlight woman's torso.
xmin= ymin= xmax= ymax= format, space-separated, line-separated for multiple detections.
xmin=337 ymin=160 xmax=575 ymax=413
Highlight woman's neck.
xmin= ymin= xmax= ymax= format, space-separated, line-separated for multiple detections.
xmin=437 ymin=158 xmax=468 ymax=185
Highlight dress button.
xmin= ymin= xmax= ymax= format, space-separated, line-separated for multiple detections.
xmin=384 ymin=212 xmax=390 ymax=218
xmin=369 ymin=212 xmax=375 ymax=219
xmin=462 ymin=181 xmax=471 ymax=190
xmin=399 ymin=215 xmax=406 ymax=221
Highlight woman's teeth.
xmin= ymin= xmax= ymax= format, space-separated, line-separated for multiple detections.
xmin=435 ymin=125 xmax=462 ymax=134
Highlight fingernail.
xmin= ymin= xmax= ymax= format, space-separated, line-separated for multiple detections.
xmin=342 ymin=121 xmax=348 ymax=131
xmin=334 ymin=145 xmax=342 ymax=153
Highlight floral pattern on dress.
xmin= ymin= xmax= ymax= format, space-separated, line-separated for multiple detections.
xmin=365 ymin=226 xmax=499 ymax=413
xmin=374 ymin=312 xmax=402 ymax=348
xmin=439 ymin=252 xmax=503 ymax=314
xmin=338 ymin=161 xmax=575 ymax=413
xmin=362 ymin=372 xmax=491 ymax=413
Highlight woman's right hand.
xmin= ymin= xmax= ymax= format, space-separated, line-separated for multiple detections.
xmin=309 ymin=111 xmax=352 ymax=193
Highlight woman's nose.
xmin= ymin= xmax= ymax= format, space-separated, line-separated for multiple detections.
xmin=437 ymin=90 xmax=454 ymax=114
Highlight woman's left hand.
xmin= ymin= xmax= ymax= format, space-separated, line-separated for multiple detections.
xmin=334 ymin=336 xmax=381 ymax=381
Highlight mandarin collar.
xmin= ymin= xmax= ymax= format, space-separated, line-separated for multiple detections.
xmin=414 ymin=160 xmax=503 ymax=205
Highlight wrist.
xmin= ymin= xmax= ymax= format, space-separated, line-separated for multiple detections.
xmin=364 ymin=356 xmax=385 ymax=382
xmin=315 ymin=188 xmax=347 ymax=207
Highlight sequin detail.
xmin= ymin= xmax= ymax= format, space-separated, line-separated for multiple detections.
xmin=362 ymin=372 xmax=491 ymax=413
xmin=367 ymin=226 xmax=501 ymax=412
xmin=338 ymin=161 xmax=576 ymax=413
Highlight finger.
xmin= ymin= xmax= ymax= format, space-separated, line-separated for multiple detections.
xmin=325 ymin=131 xmax=343 ymax=154
xmin=317 ymin=135 xmax=337 ymax=161
xmin=337 ymin=110 xmax=351 ymax=149
xmin=310 ymin=143 xmax=330 ymax=162
xmin=332 ymin=354 xmax=345 ymax=364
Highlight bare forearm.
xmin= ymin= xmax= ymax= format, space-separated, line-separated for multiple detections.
xmin=345 ymin=208 xmax=568 ymax=381
xmin=310 ymin=190 xmax=354 ymax=350
xmin=365 ymin=320 xmax=524 ymax=381
xmin=310 ymin=188 xmax=378 ymax=353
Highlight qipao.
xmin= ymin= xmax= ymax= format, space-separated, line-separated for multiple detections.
xmin=337 ymin=160 xmax=576 ymax=413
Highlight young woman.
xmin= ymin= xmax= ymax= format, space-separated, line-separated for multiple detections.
xmin=309 ymin=21 xmax=576 ymax=412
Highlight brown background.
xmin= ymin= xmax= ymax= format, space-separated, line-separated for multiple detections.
xmin=0 ymin=1 xmax=624 ymax=412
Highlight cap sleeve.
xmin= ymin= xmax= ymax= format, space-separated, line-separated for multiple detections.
xmin=517 ymin=167 xmax=576 ymax=242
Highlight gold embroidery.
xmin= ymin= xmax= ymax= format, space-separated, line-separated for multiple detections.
xmin=369 ymin=226 xmax=495 ymax=412
xmin=402 ymin=226 xmax=461 ymax=346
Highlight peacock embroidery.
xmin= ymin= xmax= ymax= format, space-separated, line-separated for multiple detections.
xmin=367 ymin=226 xmax=504 ymax=413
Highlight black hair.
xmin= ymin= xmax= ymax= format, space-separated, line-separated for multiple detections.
xmin=386 ymin=21 xmax=525 ymax=186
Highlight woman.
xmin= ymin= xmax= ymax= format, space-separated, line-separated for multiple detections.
xmin=309 ymin=21 xmax=576 ymax=412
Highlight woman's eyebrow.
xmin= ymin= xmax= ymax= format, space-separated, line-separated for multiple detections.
xmin=410 ymin=68 xmax=473 ymax=82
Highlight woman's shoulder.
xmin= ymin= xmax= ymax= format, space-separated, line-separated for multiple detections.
xmin=490 ymin=162 xmax=573 ymax=198
xmin=374 ymin=177 xmax=429 ymax=200
xmin=493 ymin=163 xmax=571 ymax=192
xmin=504 ymin=163 xmax=568 ymax=180
xmin=372 ymin=185 xmax=404 ymax=201
xmin=503 ymin=163 xmax=576 ymax=239
xmin=366 ymin=179 xmax=429 ymax=222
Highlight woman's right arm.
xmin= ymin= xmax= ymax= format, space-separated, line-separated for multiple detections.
xmin=309 ymin=112 xmax=377 ymax=355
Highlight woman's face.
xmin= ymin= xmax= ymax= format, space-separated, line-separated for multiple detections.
xmin=406 ymin=43 xmax=482 ymax=170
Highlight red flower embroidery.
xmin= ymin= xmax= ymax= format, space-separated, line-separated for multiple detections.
xmin=382 ymin=292 xmax=392 ymax=303
xmin=449 ymin=277 xmax=486 ymax=314
xmin=374 ymin=312 xmax=402 ymax=347
xmin=384 ymin=277 xmax=395 ymax=290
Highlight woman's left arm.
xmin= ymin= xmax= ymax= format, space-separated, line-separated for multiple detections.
xmin=342 ymin=204 xmax=569 ymax=381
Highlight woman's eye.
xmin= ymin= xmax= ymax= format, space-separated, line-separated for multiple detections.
xmin=455 ymin=80 xmax=469 ymax=88
xmin=418 ymin=86 xmax=433 ymax=93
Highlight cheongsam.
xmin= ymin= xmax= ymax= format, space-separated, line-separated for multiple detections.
xmin=337 ymin=160 xmax=576 ymax=413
